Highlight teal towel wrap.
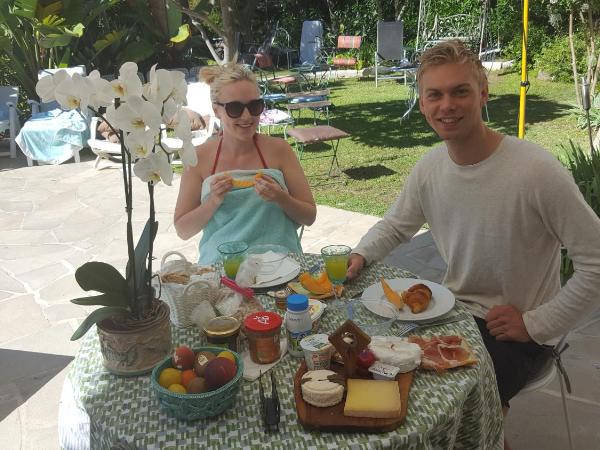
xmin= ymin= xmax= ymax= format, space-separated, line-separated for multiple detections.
xmin=198 ymin=168 xmax=302 ymax=264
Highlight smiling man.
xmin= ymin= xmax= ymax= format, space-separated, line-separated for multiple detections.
xmin=346 ymin=40 xmax=600 ymax=449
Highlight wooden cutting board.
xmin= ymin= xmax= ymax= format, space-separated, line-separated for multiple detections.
xmin=294 ymin=361 xmax=414 ymax=433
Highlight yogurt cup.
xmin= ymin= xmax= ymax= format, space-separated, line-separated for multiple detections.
xmin=308 ymin=299 xmax=326 ymax=333
xmin=300 ymin=334 xmax=333 ymax=370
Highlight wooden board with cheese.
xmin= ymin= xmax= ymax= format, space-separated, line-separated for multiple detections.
xmin=293 ymin=360 xmax=414 ymax=432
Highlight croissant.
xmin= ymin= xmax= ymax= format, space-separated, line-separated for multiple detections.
xmin=401 ymin=284 xmax=432 ymax=313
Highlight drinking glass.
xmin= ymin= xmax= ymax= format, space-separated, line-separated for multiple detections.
xmin=321 ymin=245 xmax=351 ymax=313
xmin=217 ymin=241 xmax=248 ymax=279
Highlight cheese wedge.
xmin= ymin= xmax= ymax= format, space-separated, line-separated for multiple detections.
xmin=343 ymin=379 xmax=401 ymax=418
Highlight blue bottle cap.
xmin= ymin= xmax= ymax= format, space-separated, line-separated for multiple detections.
xmin=286 ymin=294 xmax=309 ymax=311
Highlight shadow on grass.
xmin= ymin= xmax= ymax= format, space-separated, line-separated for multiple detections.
xmin=344 ymin=164 xmax=396 ymax=180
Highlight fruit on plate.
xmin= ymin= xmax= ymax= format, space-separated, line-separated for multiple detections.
xmin=204 ymin=357 xmax=237 ymax=390
xmin=356 ymin=348 xmax=377 ymax=369
xmin=172 ymin=345 xmax=195 ymax=370
xmin=158 ymin=367 xmax=182 ymax=389
xmin=299 ymin=271 xmax=334 ymax=295
xmin=381 ymin=278 xmax=404 ymax=309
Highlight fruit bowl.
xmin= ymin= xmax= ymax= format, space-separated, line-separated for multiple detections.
xmin=150 ymin=346 xmax=244 ymax=420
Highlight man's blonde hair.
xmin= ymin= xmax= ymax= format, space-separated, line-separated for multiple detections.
xmin=417 ymin=40 xmax=487 ymax=88
xmin=199 ymin=63 xmax=258 ymax=103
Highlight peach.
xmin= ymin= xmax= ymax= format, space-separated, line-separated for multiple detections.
xmin=204 ymin=357 xmax=237 ymax=390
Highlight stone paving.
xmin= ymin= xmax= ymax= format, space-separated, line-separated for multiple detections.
xmin=0 ymin=148 xmax=599 ymax=449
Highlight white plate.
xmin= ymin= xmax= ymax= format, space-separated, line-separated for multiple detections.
xmin=361 ymin=278 xmax=455 ymax=322
xmin=250 ymin=265 xmax=301 ymax=289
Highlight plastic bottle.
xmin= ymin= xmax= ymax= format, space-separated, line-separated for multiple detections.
xmin=285 ymin=294 xmax=312 ymax=357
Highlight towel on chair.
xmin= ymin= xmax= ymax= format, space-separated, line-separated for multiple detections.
xmin=16 ymin=108 xmax=89 ymax=164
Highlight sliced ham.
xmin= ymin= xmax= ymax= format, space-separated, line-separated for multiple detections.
xmin=408 ymin=335 xmax=477 ymax=371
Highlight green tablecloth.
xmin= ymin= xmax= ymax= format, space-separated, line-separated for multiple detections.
xmin=60 ymin=255 xmax=503 ymax=450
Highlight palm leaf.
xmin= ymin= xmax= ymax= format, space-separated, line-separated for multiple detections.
xmin=13 ymin=0 xmax=38 ymax=19
xmin=170 ymin=23 xmax=190 ymax=43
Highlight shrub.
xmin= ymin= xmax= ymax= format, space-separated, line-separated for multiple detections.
xmin=558 ymin=141 xmax=600 ymax=283
xmin=502 ymin=23 xmax=551 ymax=69
xmin=534 ymin=33 xmax=588 ymax=82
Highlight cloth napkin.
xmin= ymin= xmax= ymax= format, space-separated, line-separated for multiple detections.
xmin=254 ymin=256 xmax=300 ymax=285
xmin=242 ymin=339 xmax=288 ymax=381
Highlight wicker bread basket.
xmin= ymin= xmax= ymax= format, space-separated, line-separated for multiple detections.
xmin=151 ymin=346 xmax=244 ymax=420
xmin=157 ymin=252 xmax=221 ymax=328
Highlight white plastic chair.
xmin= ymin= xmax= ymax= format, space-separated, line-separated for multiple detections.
xmin=87 ymin=116 xmax=122 ymax=169
xmin=0 ymin=86 xmax=20 ymax=159
xmin=517 ymin=335 xmax=574 ymax=450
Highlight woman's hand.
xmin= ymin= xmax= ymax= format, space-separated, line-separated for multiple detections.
xmin=255 ymin=174 xmax=285 ymax=203
xmin=209 ymin=174 xmax=233 ymax=206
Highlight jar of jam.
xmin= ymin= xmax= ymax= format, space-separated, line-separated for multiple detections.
xmin=273 ymin=290 xmax=288 ymax=311
xmin=243 ymin=312 xmax=283 ymax=364
xmin=202 ymin=316 xmax=241 ymax=352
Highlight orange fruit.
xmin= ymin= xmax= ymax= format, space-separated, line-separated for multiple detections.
xmin=181 ymin=369 xmax=198 ymax=389
xmin=168 ymin=383 xmax=187 ymax=394
xmin=158 ymin=367 xmax=182 ymax=389
xmin=217 ymin=350 xmax=236 ymax=365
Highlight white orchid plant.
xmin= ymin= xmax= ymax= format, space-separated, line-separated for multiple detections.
xmin=36 ymin=62 xmax=198 ymax=340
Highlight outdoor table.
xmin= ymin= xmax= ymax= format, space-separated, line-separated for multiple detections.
xmin=58 ymin=254 xmax=503 ymax=450
xmin=289 ymin=64 xmax=331 ymax=91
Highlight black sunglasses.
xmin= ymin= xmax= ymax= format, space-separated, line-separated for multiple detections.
xmin=214 ymin=99 xmax=265 ymax=118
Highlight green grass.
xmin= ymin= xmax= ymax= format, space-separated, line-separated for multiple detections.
xmin=176 ymin=72 xmax=587 ymax=218
xmin=289 ymin=72 xmax=587 ymax=217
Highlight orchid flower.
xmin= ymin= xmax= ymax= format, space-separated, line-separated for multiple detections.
xmin=172 ymin=110 xmax=197 ymax=167
xmin=54 ymin=73 xmax=92 ymax=111
xmin=133 ymin=150 xmax=173 ymax=186
xmin=125 ymin=129 xmax=157 ymax=160
xmin=87 ymin=70 xmax=114 ymax=108
xmin=145 ymin=65 xmax=176 ymax=105
xmin=105 ymin=95 xmax=162 ymax=133
xmin=35 ymin=70 xmax=70 ymax=103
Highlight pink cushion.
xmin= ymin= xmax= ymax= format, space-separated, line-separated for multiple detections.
xmin=270 ymin=75 xmax=297 ymax=84
xmin=332 ymin=57 xmax=357 ymax=66
xmin=337 ymin=36 xmax=362 ymax=49
xmin=288 ymin=125 xmax=350 ymax=143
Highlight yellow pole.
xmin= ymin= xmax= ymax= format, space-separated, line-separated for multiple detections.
xmin=518 ymin=0 xmax=529 ymax=138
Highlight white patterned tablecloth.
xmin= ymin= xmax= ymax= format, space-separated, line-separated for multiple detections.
xmin=59 ymin=255 xmax=503 ymax=450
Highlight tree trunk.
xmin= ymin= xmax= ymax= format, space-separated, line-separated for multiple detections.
xmin=569 ymin=10 xmax=581 ymax=108
xmin=148 ymin=0 xmax=169 ymax=38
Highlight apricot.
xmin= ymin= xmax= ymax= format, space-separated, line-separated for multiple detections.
xmin=204 ymin=357 xmax=237 ymax=390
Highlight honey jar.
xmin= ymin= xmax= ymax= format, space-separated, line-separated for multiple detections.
xmin=243 ymin=312 xmax=283 ymax=364
xmin=202 ymin=316 xmax=241 ymax=352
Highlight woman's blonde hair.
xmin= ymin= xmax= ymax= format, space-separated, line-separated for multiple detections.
xmin=417 ymin=40 xmax=487 ymax=88
xmin=198 ymin=63 xmax=258 ymax=103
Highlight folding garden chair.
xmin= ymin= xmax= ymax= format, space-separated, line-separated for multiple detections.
xmin=331 ymin=36 xmax=362 ymax=76
xmin=375 ymin=21 xmax=416 ymax=87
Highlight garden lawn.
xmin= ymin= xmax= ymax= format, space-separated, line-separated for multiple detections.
xmin=290 ymin=72 xmax=587 ymax=217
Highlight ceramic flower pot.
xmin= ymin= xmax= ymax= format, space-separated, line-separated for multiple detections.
xmin=97 ymin=300 xmax=172 ymax=376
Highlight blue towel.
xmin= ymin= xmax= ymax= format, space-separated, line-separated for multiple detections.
xmin=198 ymin=168 xmax=303 ymax=264
xmin=16 ymin=109 xmax=89 ymax=164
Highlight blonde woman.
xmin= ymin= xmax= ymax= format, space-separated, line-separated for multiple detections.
xmin=174 ymin=63 xmax=316 ymax=264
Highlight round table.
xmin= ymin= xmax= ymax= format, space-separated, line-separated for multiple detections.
xmin=59 ymin=254 xmax=503 ymax=450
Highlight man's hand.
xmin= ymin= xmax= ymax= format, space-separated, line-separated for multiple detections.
xmin=346 ymin=253 xmax=366 ymax=281
xmin=485 ymin=305 xmax=531 ymax=342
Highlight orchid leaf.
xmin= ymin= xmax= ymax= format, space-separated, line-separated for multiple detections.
xmin=75 ymin=261 xmax=128 ymax=295
xmin=126 ymin=219 xmax=158 ymax=294
xmin=70 ymin=306 xmax=129 ymax=341
xmin=71 ymin=292 xmax=129 ymax=308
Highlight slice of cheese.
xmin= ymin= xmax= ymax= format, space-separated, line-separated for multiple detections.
xmin=343 ymin=379 xmax=401 ymax=418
